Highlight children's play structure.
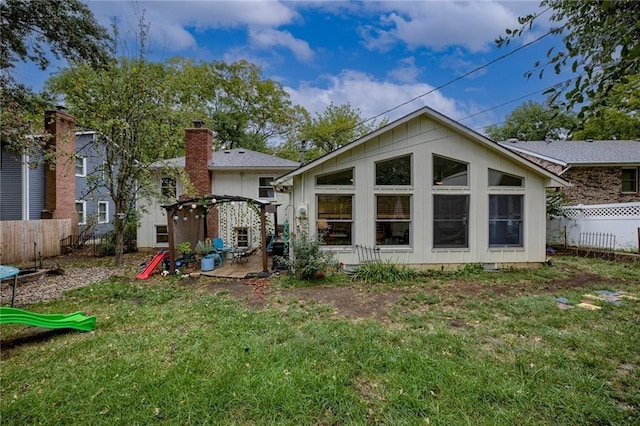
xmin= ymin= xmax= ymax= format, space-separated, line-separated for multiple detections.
xmin=0 ymin=307 xmax=96 ymax=332
xmin=135 ymin=251 xmax=170 ymax=279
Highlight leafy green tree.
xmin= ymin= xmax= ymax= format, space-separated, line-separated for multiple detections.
xmin=46 ymin=53 xmax=190 ymax=265
xmin=574 ymin=74 xmax=640 ymax=140
xmin=485 ymin=101 xmax=577 ymax=141
xmin=497 ymin=0 xmax=640 ymax=117
xmin=275 ymin=102 xmax=387 ymax=162
xmin=167 ymin=58 xmax=302 ymax=152
xmin=1 ymin=0 xmax=111 ymax=149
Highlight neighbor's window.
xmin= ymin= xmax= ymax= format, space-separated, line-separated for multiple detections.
xmin=376 ymin=195 xmax=411 ymax=246
xmin=98 ymin=201 xmax=109 ymax=224
xmin=375 ymin=155 xmax=411 ymax=185
xmin=316 ymin=168 xmax=354 ymax=186
xmin=433 ymin=194 xmax=469 ymax=248
xmin=161 ymin=177 xmax=176 ymax=199
xmin=433 ymin=155 xmax=468 ymax=186
xmin=489 ymin=169 xmax=523 ymax=187
xmin=258 ymin=177 xmax=275 ymax=199
xmin=75 ymin=201 xmax=86 ymax=225
xmin=155 ymin=225 xmax=169 ymax=244
xmin=75 ymin=155 xmax=86 ymax=177
xmin=317 ymin=195 xmax=353 ymax=245
xmin=622 ymin=168 xmax=638 ymax=193
xmin=489 ymin=195 xmax=523 ymax=247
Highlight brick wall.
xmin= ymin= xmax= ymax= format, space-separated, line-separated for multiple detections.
xmin=562 ymin=167 xmax=640 ymax=205
xmin=43 ymin=108 xmax=77 ymax=235
xmin=184 ymin=123 xmax=217 ymax=237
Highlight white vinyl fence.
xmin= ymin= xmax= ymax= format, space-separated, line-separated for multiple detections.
xmin=547 ymin=202 xmax=640 ymax=253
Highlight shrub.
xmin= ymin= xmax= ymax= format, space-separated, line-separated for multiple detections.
xmin=283 ymin=233 xmax=338 ymax=280
xmin=352 ymin=260 xmax=417 ymax=284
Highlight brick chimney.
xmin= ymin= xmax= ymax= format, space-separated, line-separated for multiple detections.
xmin=184 ymin=120 xmax=216 ymax=236
xmin=43 ymin=107 xmax=77 ymax=235
xmin=185 ymin=120 xmax=213 ymax=196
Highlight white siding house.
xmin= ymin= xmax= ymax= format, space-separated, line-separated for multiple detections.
xmin=137 ymin=149 xmax=299 ymax=250
xmin=274 ymin=106 xmax=569 ymax=268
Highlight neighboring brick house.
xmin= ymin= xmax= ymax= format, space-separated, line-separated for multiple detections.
xmin=499 ymin=140 xmax=640 ymax=205
xmin=0 ymin=108 xmax=115 ymax=236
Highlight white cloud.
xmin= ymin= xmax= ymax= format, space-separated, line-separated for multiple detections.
xmin=360 ymin=1 xmax=527 ymax=53
xmin=249 ymin=28 xmax=314 ymax=63
xmin=88 ymin=0 xmax=299 ymax=52
xmin=285 ymin=69 xmax=467 ymax=124
xmin=387 ymin=57 xmax=421 ymax=83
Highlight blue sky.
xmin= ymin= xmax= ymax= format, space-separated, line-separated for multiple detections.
xmin=17 ymin=0 xmax=573 ymax=135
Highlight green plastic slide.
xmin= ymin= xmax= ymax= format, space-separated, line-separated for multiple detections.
xmin=0 ymin=307 xmax=96 ymax=332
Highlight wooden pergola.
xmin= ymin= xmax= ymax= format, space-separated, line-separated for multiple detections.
xmin=163 ymin=195 xmax=272 ymax=274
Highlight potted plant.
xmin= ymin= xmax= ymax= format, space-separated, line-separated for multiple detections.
xmin=176 ymin=241 xmax=193 ymax=260
xmin=195 ymin=240 xmax=213 ymax=256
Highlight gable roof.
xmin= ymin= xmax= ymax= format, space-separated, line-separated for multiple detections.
xmin=498 ymin=140 xmax=640 ymax=167
xmin=150 ymin=148 xmax=299 ymax=170
xmin=273 ymin=105 xmax=570 ymax=187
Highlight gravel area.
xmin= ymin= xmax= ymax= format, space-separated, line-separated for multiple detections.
xmin=0 ymin=266 xmax=116 ymax=307
xmin=1 ymin=252 xmax=149 ymax=307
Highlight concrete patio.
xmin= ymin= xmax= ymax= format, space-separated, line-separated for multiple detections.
xmin=199 ymin=249 xmax=276 ymax=279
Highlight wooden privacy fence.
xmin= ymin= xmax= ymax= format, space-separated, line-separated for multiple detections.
xmin=0 ymin=219 xmax=72 ymax=265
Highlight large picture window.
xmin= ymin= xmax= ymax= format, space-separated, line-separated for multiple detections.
xmin=433 ymin=195 xmax=469 ymax=248
xmin=376 ymin=195 xmax=410 ymax=246
xmin=375 ymin=155 xmax=411 ymax=185
xmin=433 ymin=155 xmax=468 ymax=186
xmin=316 ymin=169 xmax=354 ymax=186
xmin=317 ymin=195 xmax=352 ymax=245
xmin=489 ymin=195 xmax=523 ymax=247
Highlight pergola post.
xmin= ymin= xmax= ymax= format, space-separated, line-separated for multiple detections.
xmin=260 ymin=204 xmax=268 ymax=272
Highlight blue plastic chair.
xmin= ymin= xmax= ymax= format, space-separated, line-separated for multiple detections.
xmin=212 ymin=237 xmax=232 ymax=261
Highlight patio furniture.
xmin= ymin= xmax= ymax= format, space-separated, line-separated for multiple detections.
xmin=213 ymin=237 xmax=233 ymax=260
xmin=230 ymin=247 xmax=249 ymax=265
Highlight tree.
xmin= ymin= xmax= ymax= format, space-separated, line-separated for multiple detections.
xmin=497 ymin=0 xmax=640 ymax=117
xmin=166 ymin=58 xmax=302 ymax=152
xmin=1 ymin=0 xmax=111 ymax=149
xmin=276 ymin=102 xmax=386 ymax=162
xmin=573 ymin=74 xmax=640 ymax=140
xmin=485 ymin=101 xmax=577 ymax=141
xmin=46 ymin=55 xmax=191 ymax=266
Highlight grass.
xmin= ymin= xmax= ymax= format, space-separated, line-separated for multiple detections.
xmin=1 ymin=256 xmax=639 ymax=424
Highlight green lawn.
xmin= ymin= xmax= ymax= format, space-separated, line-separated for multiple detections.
xmin=1 ymin=256 xmax=639 ymax=425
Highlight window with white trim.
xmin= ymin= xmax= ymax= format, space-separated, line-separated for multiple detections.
xmin=317 ymin=195 xmax=353 ymax=246
xmin=376 ymin=155 xmax=411 ymax=185
xmin=376 ymin=195 xmax=411 ymax=246
xmin=316 ymin=168 xmax=354 ymax=186
xmin=98 ymin=201 xmax=109 ymax=224
xmin=75 ymin=201 xmax=87 ymax=225
xmin=258 ymin=177 xmax=275 ymax=199
xmin=155 ymin=225 xmax=169 ymax=245
xmin=489 ymin=195 xmax=523 ymax=247
xmin=161 ymin=177 xmax=176 ymax=199
xmin=433 ymin=155 xmax=468 ymax=186
xmin=433 ymin=194 xmax=469 ymax=248
xmin=75 ymin=155 xmax=86 ymax=177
